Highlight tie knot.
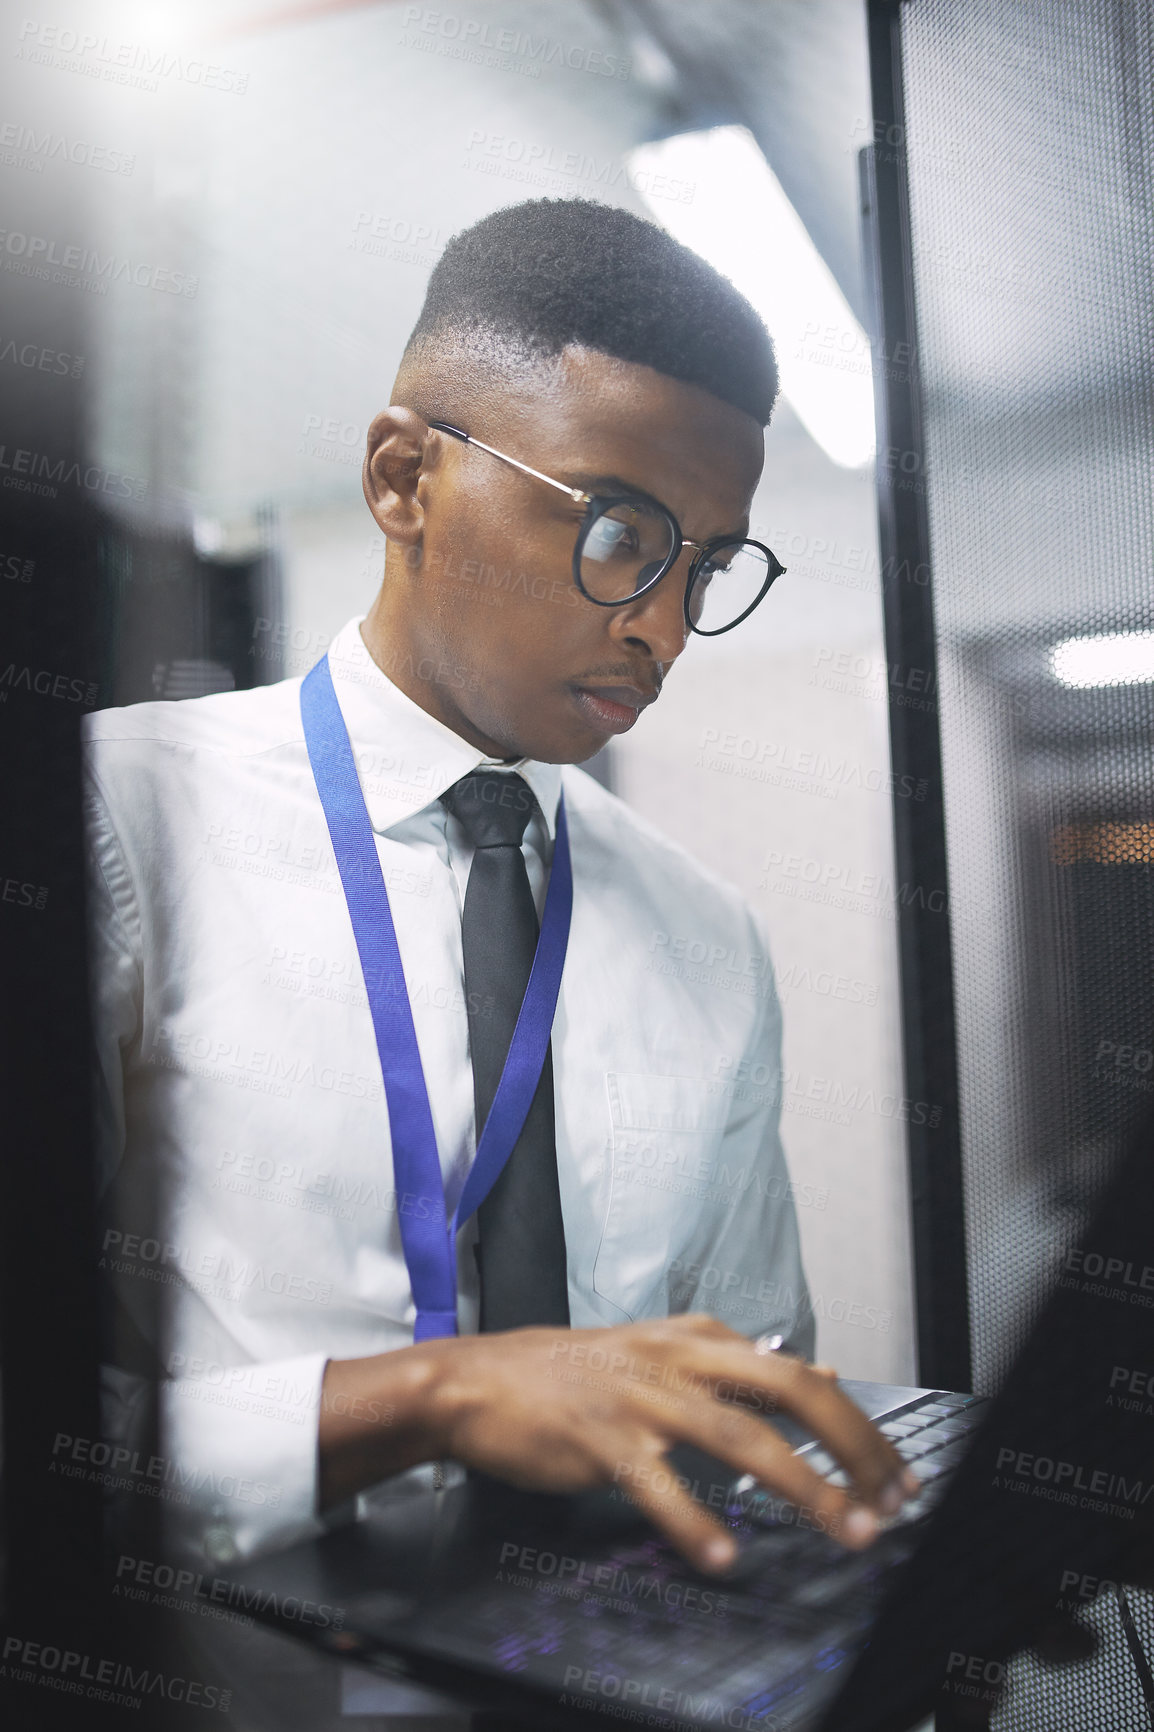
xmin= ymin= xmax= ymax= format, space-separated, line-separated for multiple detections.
xmin=442 ymin=771 xmax=538 ymax=850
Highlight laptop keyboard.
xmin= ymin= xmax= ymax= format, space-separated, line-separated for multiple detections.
xmin=414 ymin=1519 xmax=902 ymax=1730
xmin=356 ymin=1391 xmax=994 ymax=1729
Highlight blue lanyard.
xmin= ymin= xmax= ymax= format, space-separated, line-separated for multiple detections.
xmin=300 ymin=654 xmax=573 ymax=1340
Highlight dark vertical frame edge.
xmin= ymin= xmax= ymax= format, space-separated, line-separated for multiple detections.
xmin=861 ymin=0 xmax=972 ymax=1390
xmin=0 ymin=148 xmax=125 ymax=1726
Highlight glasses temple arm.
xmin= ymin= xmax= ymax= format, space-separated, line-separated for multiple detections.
xmin=428 ymin=420 xmax=589 ymax=505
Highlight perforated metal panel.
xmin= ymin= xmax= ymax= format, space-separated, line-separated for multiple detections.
xmin=893 ymin=3 xmax=1154 ymax=1723
xmin=992 ymin=1585 xmax=1154 ymax=1732
xmin=897 ymin=0 xmax=1154 ymax=1383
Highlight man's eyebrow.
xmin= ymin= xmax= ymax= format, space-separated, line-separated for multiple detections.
xmin=564 ymin=470 xmax=658 ymax=500
xmin=564 ymin=472 xmax=749 ymax=544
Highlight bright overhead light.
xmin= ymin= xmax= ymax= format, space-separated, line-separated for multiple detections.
xmin=626 ymin=125 xmax=876 ymax=470
xmin=1050 ymin=629 xmax=1154 ymax=689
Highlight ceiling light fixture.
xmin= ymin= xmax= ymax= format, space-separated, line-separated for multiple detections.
xmin=626 ymin=125 xmax=876 ymax=470
xmin=1050 ymin=629 xmax=1154 ymax=688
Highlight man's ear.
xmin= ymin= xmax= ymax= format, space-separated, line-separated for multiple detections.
xmin=362 ymin=407 xmax=434 ymax=546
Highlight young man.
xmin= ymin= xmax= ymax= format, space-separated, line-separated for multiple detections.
xmin=85 ymin=200 xmax=911 ymax=1612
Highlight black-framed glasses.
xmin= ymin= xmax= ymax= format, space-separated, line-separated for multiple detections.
xmin=429 ymin=420 xmax=785 ymax=637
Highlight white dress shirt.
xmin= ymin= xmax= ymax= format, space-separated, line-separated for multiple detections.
xmin=83 ymin=615 xmax=813 ymax=1568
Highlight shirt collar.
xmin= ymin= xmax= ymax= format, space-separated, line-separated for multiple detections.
xmin=323 ymin=616 xmax=562 ymax=839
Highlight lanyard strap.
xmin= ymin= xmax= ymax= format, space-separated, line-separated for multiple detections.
xmin=300 ymin=653 xmax=573 ymax=1340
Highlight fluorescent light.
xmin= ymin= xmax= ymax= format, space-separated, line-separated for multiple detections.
xmin=626 ymin=126 xmax=876 ymax=469
xmin=1050 ymin=629 xmax=1154 ymax=688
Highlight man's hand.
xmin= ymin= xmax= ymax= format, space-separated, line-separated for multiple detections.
xmin=319 ymin=1315 xmax=917 ymax=1572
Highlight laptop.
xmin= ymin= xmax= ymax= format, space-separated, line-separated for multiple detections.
xmin=215 ymin=1115 xmax=1154 ymax=1732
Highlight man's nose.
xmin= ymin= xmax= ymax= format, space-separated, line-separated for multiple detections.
xmin=607 ymin=556 xmax=692 ymax=665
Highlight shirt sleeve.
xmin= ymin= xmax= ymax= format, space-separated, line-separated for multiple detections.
xmin=159 ymin=1355 xmax=330 ymax=1563
xmin=671 ymin=910 xmax=816 ymax=1359
xmin=84 ymin=746 xmax=332 ymax=1563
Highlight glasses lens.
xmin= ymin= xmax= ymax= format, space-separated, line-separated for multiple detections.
xmin=579 ymin=501 xmax=676 ymax=604
xmin=688 ymin=540 xmax=776 ymax=635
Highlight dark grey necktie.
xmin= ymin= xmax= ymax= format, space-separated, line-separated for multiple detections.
xmin=442 ymin=770 xmax=569 ymax=1332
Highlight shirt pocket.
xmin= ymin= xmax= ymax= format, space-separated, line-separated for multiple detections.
xmin=592 ymin=1071 xmax=731 ymax=1321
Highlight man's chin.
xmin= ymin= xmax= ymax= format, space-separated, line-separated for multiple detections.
xmin=506 ymin=725 xmax=614 ymax=768
xmin=483 ymin=689 xmax=639 ymax=765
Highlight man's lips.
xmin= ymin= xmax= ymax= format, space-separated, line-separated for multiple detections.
xmin=571 ymin=683 xmax=659 ymax=734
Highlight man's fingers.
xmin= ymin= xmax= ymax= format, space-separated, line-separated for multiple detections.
xmin=668 ymin=1331 xmax=911 ymax=1511
xmin=611 ymin=1449 xmax=738 ymax=1574
xmin=668 ymin=1399 xmax=882 ymax=1549
xmin=757 ymin=1359 xmax=913 ymax=1510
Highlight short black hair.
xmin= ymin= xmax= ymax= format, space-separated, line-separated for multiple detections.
xmin=405 ymin=198 xmax=778 ymax=425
